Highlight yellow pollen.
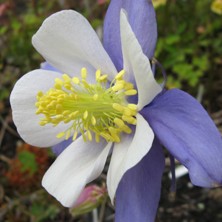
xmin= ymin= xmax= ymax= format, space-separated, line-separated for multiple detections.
xmin=122 ymin=125 xmax=132 ymax=134
xmin=83 ymin=110 xmax=88 ymax=120
xmin=113 ymin=103 xmax=124 ymax=112
xmin=112 ymin=83 xmax=124 ymax=92
xmin=81 ymin=68 xmax=87 ymax=79
xmin=125 ymin=89 xmax=137 ymax=96
xmin=124 ymin=82 xmax=134 ymax=90
xmin=115 ymin=70 xmax=125 ymax=80
xmin=96 ymin=69 xmax=101 ymax=80
xmin=114 ymin=118 xmax=126 ymax=128
xmin=87 ymin=130 xmax=92 ymax=141
xmin=35 ymin=68 xmax=138 ymax=143
xmin=72 ymin=131 xmax=78 ymax=141
xmin=72 ymin=77 xmax=80 ymax=84
xmin=57 ymin=132 xmax=65 ymax=139
xmin=91 ymin=116 xmax=96 ymax=125
xmin=99 ymin=74 xmax=108 ymax=82
xmin=128 ymin=104 xmax=138 ymax=111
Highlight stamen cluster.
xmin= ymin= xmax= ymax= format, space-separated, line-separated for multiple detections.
xmin=35 ymin=68 xmax=138 ymax=143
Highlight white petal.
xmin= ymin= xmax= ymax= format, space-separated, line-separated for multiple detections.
xmin=32 ymin=10 xmax=117 ymax=80
xmin=120 ymin=10 xmax=162 ymax=110
xmin=42 ymin=136 xmax=112 ymax=207
xmin=10 ymin=69 xmax=71 ymax=147
xmin=107 ymin=113 xmax=154 ymax=203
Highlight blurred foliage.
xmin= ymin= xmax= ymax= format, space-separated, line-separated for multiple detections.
xmin=4 ymin=143 xmax=49 ymax=190
xmin=155 ymin=0 xmax=222 ymax=90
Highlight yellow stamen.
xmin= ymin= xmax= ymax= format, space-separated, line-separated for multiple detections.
xmin=72 ymin=131 xmax=78 ymax=140
xmin=114 ymin=118 xmax=126 ymax=128
xmin=87 ymin=130 xmax=92 ymax=141
xmin=128 ymin=104 xmax=138 ymax=111
xmin=83 ymin=110 xmax=88 ymax=120
xmin=99 ymin=74 xmax=108 ymax=82
xmin=112 ymin=83 xmax=124 ymax=92
xmin=35 ymin=68 xmax=138 ymax=143
xmin=115 ymin=70 xmax=125 ymax=80
xmin=91 ymin=116 xmax=96 ymax=125
xmin=72 ymin=77 xmax=80 ymax=84
xmin=95 ymin=69 xmax=101 ymax=80
xmin=81 ymin=68 xmax=87 ymax=79
xmin=113 ymin=103 xmax=124 ymax=112
xmin=125 ymin=89 xmax=137 ymax=96
xmin=57 ymin=132 xmax=65 ymax=139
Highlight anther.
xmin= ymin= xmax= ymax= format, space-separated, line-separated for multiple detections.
xmin=113 ymin=103 xmax=124 ymax=112
xmin=112 ymin=83 xmax=124 ymax=92
xmin=99 ymin=75 xmax=108 ymax=82
xmin=122 ymin=115 xmax=137 ymax=125
xmin=115 ymin=70 xmax=125 ymax=80
xmin=81 ymin=68 xmax=87 ymax=79
xmin=128 ymin=104 xmax=137 ymax=111
xmin=124 ymin=83 xmax=134 ymax=90
xmin=56 ymin=132 xmax=65 ymax=139
xmin=122 ymin=125 xmax=132 ymax=134
xmin=114 ymin=118 xmax=126 ymax=128
xmin=83 ymin=110 xmax=88 ymax=120
xmin=123 ymin=107 xmax=133 ymax=116
xmin=125 ymin=89 xmax=137 ymax=96
xmin=91 ymin=116 xmax=96 ymax=125
xmin=72 ymin=131 xmax=78 ymax=141
xmin=62 ymin=74 xmax=71 ymax=82
xmin=36 ymin=68 xmax=138 ymax=143
xmin=37 ymin=91 xmax=44 ymax=97
xmin=55 ymin=78 xmax=63 ymax=86
xmin=72 ymin=77 xmax=80 ymax=84
xmin=96 ymin=69 xmax=101 ymax=80
xmin=87 ymin=130 xmax=92 ymax=141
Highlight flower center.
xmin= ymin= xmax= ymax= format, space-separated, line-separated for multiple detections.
xmin=35 ymin=68 xmax=138 ymax=143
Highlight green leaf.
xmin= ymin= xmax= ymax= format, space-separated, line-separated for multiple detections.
xmin=30 ymin=203 xmax=59 ymax=222
xmin=0 ymin=26 xmax=7 ymax=35
xmin=18 ymin=151 xmax=38 ymax=174
xmin=165 ymin=35 xmax=181 ymax=45
xmin=193 ymin=55 xmax=209 ymax=71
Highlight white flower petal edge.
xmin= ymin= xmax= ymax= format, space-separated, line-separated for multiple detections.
xmin=32 ymin=10 xmax=117 ymax=80
xmin=107 ymin=113 xmax=154 ymax=203
xmin=42 ymin=136 xmax=112 ymax=207
xmin=120 ymin=10 xmax=162 ymax=111
xmin=10 ymin=70 xmax=71 ymax=147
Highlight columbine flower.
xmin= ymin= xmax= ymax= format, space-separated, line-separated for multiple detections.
xmin=10 ymin=1 xmax=222 ymax=221
xmin=10 ymin=5 xmax=161 ymax=208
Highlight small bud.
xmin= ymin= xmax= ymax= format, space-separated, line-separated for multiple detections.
xmin=70 ymin=184 xmax=107 ymax=217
